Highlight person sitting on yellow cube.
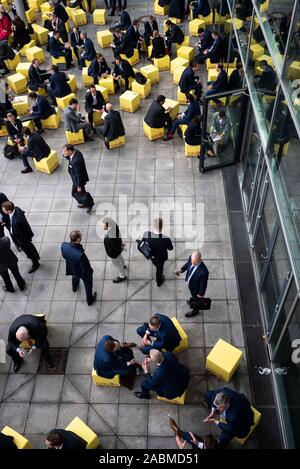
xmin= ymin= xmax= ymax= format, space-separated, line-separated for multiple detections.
xmin=1 ymin=427 xmax=32 ymax=449
xmin=20 ymin=126 xmax=53 ymax=174
xmin=97 ymin=30 xmax=113 ymax=48
xmin=45 ymin=427 xmax=89 ymax=449
xmin=235 ymin=407 xmax=262 ymax=445
xmin=206 ymin=338 xmax=243 ymax=382
xmin=33 ymin=149 xmax=60 ymax=174
xmin=65 ymin=417 xmax=100 ymax=449
xmin=140 ymin=64 xmax=159 ymax=84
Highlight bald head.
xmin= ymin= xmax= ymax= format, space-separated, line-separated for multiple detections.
xmin=106 ymin=103 xmax=113 ymax=112
xmin=149 ymin=349 xmax=164 ymax=365
xmin=16 ymin=326 xmax=29 ymax=342
xmin=191 ymin=251 xmax=202 ymax=265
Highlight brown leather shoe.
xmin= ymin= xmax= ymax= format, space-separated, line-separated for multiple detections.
xmin=169 ymin=417 xmax=180 ymax=435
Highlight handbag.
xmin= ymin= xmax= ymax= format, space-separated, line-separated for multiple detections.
xmin=73 ymin=191 xmax=94 ymax=207
xmin=3 ymin=144 xmax=18 ymax=160
xmin=136 ymin=239 xmax=152 ymax=260
xmin=135 ymin=72 xmax=147 ymax=85
xmin=188 ymin=296 xmax=211 ymax=310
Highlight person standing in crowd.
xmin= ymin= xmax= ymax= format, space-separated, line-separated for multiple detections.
xmin=61 ymin=230 xmax=97 ymax=306
xmin=175 ymin=250 xmax=209 ymax=317
xmin=136 ymin=312 xmax=181 ymax=354
xmin=142 ymin=217 xmax=173 ymax=287
xmin=101 ymin=216 xmax=127 ymax=283
xmin=108 ymin=0 xmax=127 ymax=17
xmin=1 ymin=201 xmax=40 ymax=274
xmin=144 ymin=95 xmax=172 ymax=135
xmin=0 ymin=192 xmax=8 ymax=238
xmin=0 ymin=235 xmax=25 ymax=293
xmin=63 ymin=98 xmax=95 ymax=142
xmin=191 ymin=0 xmax=211 ymax=19
xmin=84 ymin=84 xmax=106 ymax=132
xmin=98 ymin=103 xmax=125 ymax=149
xmin=110 ymin=8 xmax=131 ymax=32
xmin=126 ymin=19 xmax=143 ymax=51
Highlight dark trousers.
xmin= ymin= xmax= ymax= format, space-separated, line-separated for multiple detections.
xmin=89 ymin=73 xmax=99 ymax=85
xmin=72 ymin=45 xmax=79 ymax=60
xmin=0 ymin=265 xmax=25 ymax=292
xmin=71 ymin=182 xmax=86 ymax=198
xmin=87 ymin=104 xmax=103 ymax=126
xmin=21 ymin=147 xmax=33 ymax=169
xmin=20 ymin=241 xmax=40 ymax=266
xmin=181 ymin=431 xmax=203 ymax=448
xmin=170 ymin=117 xmax=188 ymax=135
xmin=33 ymin=116 xmax=42 ymax=131
xmin=164 ymin=115 xmax=173 ymax=132
xmin=110 ymin=0 xmax=126 ymax=15
xmin=136 ymin=324 xmax=156 ymax=355
xmin=114 ymin=75 xmax=130 ymax=90
xmin=72 ymin=273 xmax=94 ymax=305
xmin=151 ymin=257 xmax=165 ymax=286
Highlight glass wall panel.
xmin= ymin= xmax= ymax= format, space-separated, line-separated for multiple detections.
xmin=231 ymin=1 xmax=253 ymax=63
xmin=241 ymin=120 xmax=262 ymax=210
xmin=269 ymin=277 xmax=297 ymax=344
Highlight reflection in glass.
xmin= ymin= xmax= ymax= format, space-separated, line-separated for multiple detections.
xmin=241 ymin=121 xmax=262 ymax=210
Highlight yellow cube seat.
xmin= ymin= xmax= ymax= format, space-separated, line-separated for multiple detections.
xmin=33 ymin=149 xmax=60 ymax=174
xmin=154 ymin=1 xmax=169 ymax=15
xmin=95 ymin=85 xmax=108 ymax=102
xmin=19 ymin=39 xmax=36 ymax=57
xmin=175 ymin=36 xmax=190 ymax=50
xmin=7 ymin=73 xmax=28 ymax=94
xmin=189 ymin=18 xmax=206 ymax=36
xmin=0 ymin=125 xmax=8 ymax=137
xmin=52 ymin=55 xmax=66 ymax=66
xmin=169 ymin=17 xmax=181 ymax=24
xmin=25 ymin=46 xmax=45 ymax=63
xmin=4 ymin=53 xmax=21 ymax=72
xmin=25 ymin=7 xmax=37 ymax=23
xmin=206 ymin=338 xmax=243 ymax=382
xmin=41 ymin=110 xmax=61 ymax=129
xmin=197 ymin=12 xmax=213 ymax=24
xmin=120 ymin=90 xmax=140 ymax=113
xmin=32 ymin=24 xmax=49 ymax=45
xmin=177 ymin=45 xmax=194 ymax=61
xmin=157 ymin=390 xmax=187 ymax=405
xmin=28 ymin=0 xmax=43 ymax=11
xmin=185 ymin=142 xmax=201 ymax=157
xmin=82 ymin=67 xmax=94 ymax=86
xmin=71 ymin=9 xmax=87 ymax=26
xmin=235 ymin=407 xmax=261 ymax=445
xmin=98 ymin=75 xmax=115 ymax=94
xmin=67 ymin=75 xmax=77 ymax=93
xmin=178 ymin=88 xmax=191 ymax=104
xmin=153 ymin=55 xmax=170 ymax=71
xmin=259 ymin=0 xmax=269 ymax=13
xmin=97 ymin=30 xmax=113 ymax=48
xmin=140 ymin=64 xmax=159 ymax=84
xmin=171 ymin=317 xmax=188 ymax=353
xmin=28 ymin=86 xmax=47 ymax=96
xmin=274 ymin=142 xmax=289 ymax=156
xmin=255 ymin=55 xmax=274 ymax=74
xmin=93 ymin=9 xmax=106 ymax=25
xmin=225 ymin=17 xmax=243 ymax=33
xmin=163 ymin=98 xmax=179 ymax=120
xmin=206 ymin=59 xmax=219 ymax=70
xmin=1 ymin=427 xmax=32 ymax=449
xmin=92 ymin=369 xmax=121 ymax=386
xmin=40 ymin=2 xmax=53 ymax=14
xmin=287 ymin=60 xmax=300 ymax=80
xmin=250 ymin=43 xmax=265 ymax=60
xmin=173 ymin=65 xmax=187 ymax=85
xmin=143 ymin=121 xmax=164 ymax=141
xmin=108 ymin=135 xmax=125 ymax=149
xmin=22 ymin=120 xmax=35 ymax=132
xmin=65 ymin=129 xmax=84 ymax=145
xmin=12 ymin=96 xmax=29 ymax=116
xmin=16 ymin=62 xmax=31 ymax=78
xmin=131 ymin=78 xmax=151 ymax=98
xmin=120 ymin=48 xmax=139 ymax=66
xmin=65 ymin=417 xmax=100 ymax=449
xmin=170 ymin=57 xmax=188 ymax=74
xmin=56 ymin=93 xmax=76 ymax=110
xmin=92 ymin=110 xmax=104 ymax=126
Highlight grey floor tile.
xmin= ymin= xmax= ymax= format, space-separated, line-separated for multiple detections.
xmin=56 ymin=403 xmax=89 ymax=428
xmin=32 ymin=375 xmax=64 ymax=403
xmin=117 ymin=404 xmax=148 ymax=435
xmin=26 ymin=404 xmax=58 ymax=434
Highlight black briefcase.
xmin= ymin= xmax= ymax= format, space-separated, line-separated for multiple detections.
xmin=188 ymin=297 xmax=211 ymax=310
xmin=73 ymin=191 xmax=94 ymax=207
xmin=136 ymin=239 xmax=152 ymax=260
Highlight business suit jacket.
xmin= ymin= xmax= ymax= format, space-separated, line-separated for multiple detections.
xmin=115 ymin=33 xmax=134 ymax=58
xmin=184 ymin=120 xmax=202 ymax=145
xmin=85 ymin=90 xmax=105 ymax=113
xmin=0 ymin=236 xmax=18 ymax=273
xmin=142 ymin=231 xmax=173 ymax=262
xmin=183 ymin=100 xmax=200 ymax=123
xmin=54 ymin=3 xmax=69 ymax=23
xmin=151 ymin=36 xmax=166 ymax=58
xmin=49 ymin=36 xmax=65 ymax=58
xmin=101 ymin=109 xmax=125 ymax=141
xmin=0 ymin=192 xmax=8 ymax=238
xmin=113 ymin=59 xmax=135 ymax=79
xmin=6 ymin=119 xmax=23 ymax=141
xmin=199 ymin=30 xmax=213 ymax=51
xmin=67 ymin=149 xmax=89 ymax=188
xmin=94 ymin=335 xmax=131 ymax=378
xmin=194 ymin=0 xmax=211 ymax=17
xmin=259 ymin=65 xmax=277 ymax=91
xmin=211 ymin=70 xmax=228 ymax=92
xmin=27 ymin=132 xmax=51 ymax=161
xmin=142 ymin=351 xmax=189 ymax=399
xmin=0 ymin=40 xmax=15 ymax=61
xmin=144 ymin=20 xmax=159 ymax=41
xmin=0 ymin=432 xmax=17 ymax=449
xmin=144 ymin=313 xmax=181 ymax=351
xmin=119 ymin=10 xmax=132 ymax=30
xmin=228 ymin=69 xmax=242 ymax=90
xmin=181 ymin=257 xmax=209 ymax=297
xmin=126 ymin=24 xmax=142 ymax=48
xmin=88 ymin=57 xmax=110 ymax=79
xmin=61 ymin=241 xmax=93 ymax=280
xmin=81 ymin=38 xmax=96 ymax=61
xmin=28 ymin=65 xmax=47 ymax=91
xmin=179 ymin=66 xmax=197 ymax=94
xmin=32 ymin=96 xmax=56 ymax=120
xmin=7 ymin=314 xmax=48 ymax=351
xmin=52 ymin=17 xmax=68 ymax=43
xmin=4 ymin=207 xmax=34 ymax=247
xmin=69 ymin=30 xmax=83 ymax=50
xmin=63 ymin=105 xmax=83 ymax=133
xmin=144 ymin=101 xmax=167 ymax=128
xmin=165 ymin=23 xmax=184 ymax=44
xmin=49 ymin=71 xmax=71 ymax=97
xmin=208 ymin=36 xmax=223 ymax=62
xmin=104 ymin=224 xmax=123 ymax=259
xmin=50 ymin=430 xmax=87 ymax=449
xmin=169 ymin=0 xmax=185 ymax=20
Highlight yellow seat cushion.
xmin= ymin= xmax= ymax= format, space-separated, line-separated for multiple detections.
xmin=120 ymin=48 xmax=139 ymax=66
xmin=25 ymin=7 xmax=37 ymax=23
xmin=28 ymin=0 xmax=43 ymax=11
xmin=153 ymin=55 xmax=170 ymax=71
xmin=52 ymin=55 xmax=66 ymax=66
xmin=119 ymin=90 xmax=141 ymax=113
xmin=143 ymin=121 xmax=164 ymax=141
xmin=140 ymin=64 xmax=159 ymax=84
xmin=56 ymin=93 xmax=76 ymax=110
xmin=92 ymin=368 xmax=121 ymax=386
xmin=206 ymin=338 xmax=243 ymax=382
xmin=225 ymin=17 xmax=243 ymax=33
xmin=33 ymin=149 xmax=60 ymax=174
xmin=16 ymin=62 xmax=31 ymax=78
xmin=95 ymin=85 xmax=108 ymax=102
xmin=41 ymin=110 xmax=61 ymax=129
xmin=173 ymin=65 xmax=187 ymax=85
xmin=40 ymin=2 xmax=53 ymax=14
xmin=82 ymin=67 xmax=94 ymax=86
xmin=32 ymin=24 xmax=49 ymax=45
xmin=177 ymin=45 xmax=194 ymax=61
xmin=98 ymin=75 xmax=115 ymax=94
xmin=171 ymin=317 xmax=188 ymax=353
xmin=7 ymin=73 xmax=28 ymax=94
xmin=189 ymin=18 xmax=206 ymax=36
xmin=65 ymin=417 xmax=100 ymax=449
xmin=12 ymin=96 xmax=29 ymax=116
xmin=157 ymin=390 xmax=187 ymax=405
xmin=175 ymin=36 xmax=190 ymax=50
xmin=185 ymin=142 xmax=201 ymax=157
xmin=108 ymin=135 xmax=125 ymax=149
xmin=287 ymin=60 xmax=300 ymax=80
xmin=1 ymin=427 xmax=32 ymax=449
xmin=19 ymin=39 xmax=36 ymax=57
xmin=22 ymin=120 xmax=35 ymax=133
xmin=97 ymin=30 xmax=113 ymax=48
xmin=131 ymin=78 xmax=151 ymax=98
xmin=67 ymin=75 xmax=77 ymax=93
xmin=93 ymin=9 xmax=106 ymax=25
xmin=71 ymin=8 xmax=87 ymax=26
xmin=25 ymin=46 xmax=45 ymax=63
xmin=65 ymin=129 xmax=84 ymax=145
xmin=177 ymin=87 xmax=192 ymax=104
xmin=4 ymin=52 xmax=21 ymax=72
xmin=154 ymin=1 xmax=169 ymax=15
xmin=250 ymin=43 xmax=265 ymax=61
xmin=234 ymin=407 xmax=262 ymax=445
xmin=163 ymin=98 xmax=179 ymax=120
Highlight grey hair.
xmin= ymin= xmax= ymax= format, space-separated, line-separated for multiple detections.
xmin=149 ymin=349 xmax=164 ymax=365
xmin=213 ymin=392 xmax=230 ymax=407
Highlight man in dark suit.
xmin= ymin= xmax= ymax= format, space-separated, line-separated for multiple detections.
xmin=0 ymin=39 xmax=15 ymax=74
xmin=50 ymin=13 xmax=68 ymax=43
xmin=111 ymin=29 xmax=134 ymax=59
xmin=203 ymin=387 xmax=254 ymax=447
xmin=126 ymin=19 xmax=143 ymax=50
xmin=45 ymin=429 xmax=87 ymax=450
xmin=136 ymin=313 xmax=181 ymax=354
xmin=28 ymin=58 xmax=52 ymax=95
xmin=69 ymin=26 xmax=83 ymax=61
xmin=6 ymin=314 xmax=52 ymax=372
xmin=112 ymin=9 xmax=131 ymax=31
xmin=85 ymin=84 xmax=105 ymax=131
xmin=61 ymin=229 xmax=96 ymax=305
xmin=165 ymin=20 xmax=184 ymax=55
xmin=63 ymin=143 xmax=94 ymax=213
xmin=19 ymin=127 xmax=51 ymax=174
xmin=206 ymin=63 xmax=228 ymax=96
xmin=0 ymin=192 xmax=8 ymax=238
xmin=142 ymin=217 xmax=173 ymax=286
xmin=134 ymin=349 xmax=190 ymax=400
xmin=101 ymin=216 xmax=127 ymax=283
xmin=50 ymin=0 xmax=69 ymax=24
xmin=78 ymin=32 xmax=96 ymax=69
xmin=98 ymin=103 xmax=125 ymax=148
xmin=150 ymin=31 xmax=166 ymax=59
xmin=49 ymin=31 xmax=73 ymax=69
xmin=164 ymin=93 xmax=200 ymax=141
xmin=169 ymin=417 xmax=218 ymax=449
xmin=192 ymin=0 xmax=211 ymax=19
xmin=112 ymin=55 xmax=135 ymax=91
xmin=63 ymin=98 xmax=94 ymax=142
xmin=197 ymin=28 xmax=213 ymax=54
xmin=94 ymin=335 xmax=138 ymax=389
xmin=5 ymin=112 xmax=24 ymax=151
xmin=144 ymin=95 xmax=172 ymax=133
xmin=256 ymin=60 xmax=277 ymax=91
xmin=175 ymin=250 xmax=209 ymax=317
xmin=88 ymin=53 xmax=111 ymax=85
xmin=0 ymin=432 xmax=17 ymax=449
xmin=196 ymin=31 xmax=223 ymax=64
xmin=49 ymin=64 xmax=71 ymax=100
xmin=0 ymin=236 xmax=25 ymax=293
xmin=1 ymin=201 xmax=40 ymax=274
xmin=228 ymin=63 xmax=243 ymax=90
xmin=169 ymin=0 xmax=185 ymax=21
xmin=179 ymin=61 xmax=203 ymax=101
xmin=109 ymin=0 xmax=127 ymax=16
xmin=144 ymin=15 xmax=159 ymax=47
xmin=28 ymin=91 xmax=56 ymax=133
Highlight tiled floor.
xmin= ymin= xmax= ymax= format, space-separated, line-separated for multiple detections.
xmin=0 ymin=1 xmax=257 ymax=449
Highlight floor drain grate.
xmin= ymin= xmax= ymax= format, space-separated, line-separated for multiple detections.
xmin=37 ymin=348 xmax=69 ymax=374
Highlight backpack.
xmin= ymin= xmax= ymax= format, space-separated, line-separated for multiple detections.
xmin=3 ymin=144 xmax=18 ymax=160
xmin=135 ymin=72 xmax=147 ymax=85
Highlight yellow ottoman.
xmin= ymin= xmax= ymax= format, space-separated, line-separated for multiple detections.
xmin=287 ymin=60 xmax=300 ymax=80
xmin=140 ymin=64 xmax=159 ymax=84
xmin=25 ymin=46 xmax=45 ymax=63
xmin=169 ymin=17 xmax=181 ymax=24
xmin=131 ymin=78 xmax=151 ymax=98
xmin=198 ymin=12 xmax=213 ymax=24
xmin=255 ymin=54 xmax=274 ymax=74
xmin=97 ymin=30 xmax=113 ymax=48
xmin=92 ymin=110 xmax=104 ymax=126
xmin=143 ymin=121 xmax=164 ymax=141
xmin=235 ymin=407 xmax=261 ymax=445
xmin=154 ymin=1 xmax=169 ymax=15
xmin=98 ymin=75 xmax=115 ymax=94
xmin=206 ymin=338 xmax=243 ymax=382
xmin=185 ymin=142 xmax=201 ymax=157
xmin=12 ymin=96 xmax=29 ymax=116
xmin=1 ymin=427 xmax=32 ymax=449
xmin=170 ymin=57 xmax=188 ymax=74
xmin=225 ymin=17 xmax=243 ymax=33
xmin=25 ymin=7 xmax=37 ymax=23
xmin=120 ymin=90 xmax=141 ymax=113
xmin=153 ymin=55 xmax=170 ymax=71
xmin=65 ymin=417 xmax=100 ymax=449
xmin=189 ymin=18 xmax=206 ymax=36
xmin=82 ymin=67 xmax=94 ymax=86
xmin=0 ymin=125 xmax=8 ymax=137
xmin=19 ymin=39 xmax=36 ymax=57
xmin=52 ymin=55 xmax=66 ymax=67
xmin=206 ymin=59 xmax=219 ymax=70
xmin=250 ymin=43 xmax=265 ymax=60
xmin=82 ymin=0 xmax=96 ymax=11
xmin=177 ymin=46 xmax=194 ymax=61
xmin=22 ymin=120 xmax=35 ymax=132
xmin=67 ymin=75 xmax=77 ymax=93
xmin=56 ymin=93 xmax=76 ymax=110
xmin=173 ymin=65 xmax=187 ymax=85
xmin=65 ymin=130 xmax=84 ymax=145
xmin=7 ymin=73 xmax=28 ymax=94
xmin=28 ymin=0 xmax=43 ymax=11
xmin=93 ymin=9 xmax=106 ymax=25
xmin=120 ymin=48 xmax=139 ymax=66
xmin=95 ymin=85 xmax=108 ymax=102
xmin=33 ymin=149 xmax=60 ymax=174
xmin=71 ymin=8 xmax=87 ymax=26
xmin=259 ymin=0 xmax=269 ymax=12
xmin=157 ymin=390 xmax=187 ymax=405
xmin=163 ymin=98 xmax=179 ymax=120
xmin=207 ymin=68 xmax=219 ymax=81
xmin=4 ymin=53 xmax=21 ymax=72
xmin=178 ymin=88 xmax=190 ymax=104
xmin=108 ymin=135 xmax=125 ymax=149
xmin=175 ymin=36 xmax=190 ymax=50
xmin=28 ymin=86 xmax=47 ymax=96
xmin=32 ymin=24 xmax=49 ymax=45
xmin=171 ymin=317 xmax=188 ymax=353
xmin=41 ymin=110 xmax=61 ymax=129
xmin=40 ymin=2 xmax=53 ymax=14
xmin=92 ymin=369 xmax=120 ymax=386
